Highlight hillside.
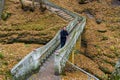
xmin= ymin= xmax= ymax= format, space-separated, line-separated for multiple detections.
xmin=0 ymin=0 xmax=67 ymax=44
xmin=0 ymin=0 xmax=67 ymax=80
xmin=49 ymin=0 xmax=120 ymax=80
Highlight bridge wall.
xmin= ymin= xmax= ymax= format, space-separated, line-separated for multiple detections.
xmin=11 ymin=17 xmax=79 ymax=80
xmin=54 ymin=17 xmax=86 ymax=75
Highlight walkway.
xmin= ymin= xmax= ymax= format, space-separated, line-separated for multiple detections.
xmin=28 ymin=54 xmax=61 ymax=80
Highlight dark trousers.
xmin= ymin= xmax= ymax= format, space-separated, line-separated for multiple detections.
xmin=60 ymin=38 xmax=66 ymax=48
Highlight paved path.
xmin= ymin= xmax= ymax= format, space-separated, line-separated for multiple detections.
xmin=28 ymin=54 xmax=61 ymax=80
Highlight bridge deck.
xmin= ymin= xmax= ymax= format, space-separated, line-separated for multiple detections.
xmin=28 ymin=54 xmax=61 ymax=80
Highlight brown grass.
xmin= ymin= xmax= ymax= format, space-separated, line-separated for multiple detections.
xmin=0 ymin=0 xmax=67 ymax=44
xmin=50 ymin=0 xmax=120 ymax=80
xmin=0 ymin=43 xmax=43 ymax=80
xmin=0 ymin=0 xmax=67 ymax=80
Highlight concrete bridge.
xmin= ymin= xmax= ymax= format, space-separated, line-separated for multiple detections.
xmin=11 ymin=0 xmax=99 ymax=80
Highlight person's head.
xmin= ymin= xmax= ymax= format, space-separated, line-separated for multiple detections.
xmin=63 ymin=27 xmax=66 ymax=30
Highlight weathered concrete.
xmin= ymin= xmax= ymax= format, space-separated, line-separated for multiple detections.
xmin=27 ymin=54 xmax=61 ymax=80
xmin=11 ymin=0 xmax=85 ymax=80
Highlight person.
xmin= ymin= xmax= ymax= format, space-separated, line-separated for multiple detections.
xmin=60 ymin=27 xmax=68 ymax=48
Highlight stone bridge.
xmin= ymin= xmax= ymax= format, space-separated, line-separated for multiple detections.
xmin=11 ymin=0 xmax=99 ymax=80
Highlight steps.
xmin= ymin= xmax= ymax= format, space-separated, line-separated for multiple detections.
xmin=56 ymin=10 xmax=73 ymax=21
xmin=45 ymin=5 xmax=73 ymax=21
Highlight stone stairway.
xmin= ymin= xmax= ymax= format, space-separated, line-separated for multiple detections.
xmin=56 ymin=10 xmax=73 ymax=21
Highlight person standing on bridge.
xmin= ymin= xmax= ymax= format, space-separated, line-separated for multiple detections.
xmin=60 ymin=27 xmax=68 ymax=48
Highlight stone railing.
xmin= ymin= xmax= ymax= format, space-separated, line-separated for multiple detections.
xmin=54 ymin=16 xmax=86 ymax=75
xmin=0 ymin=0 xmax=4 ymax=19
xmin=11 ymin=17 xmax=79 ymax=80
xmin=54 ymin=17 xmax=99 ymax=80
xmin=8 ymin=0 xmax=100 ymax=80
xmin=10 ymin=0 xmax=88 ymax=80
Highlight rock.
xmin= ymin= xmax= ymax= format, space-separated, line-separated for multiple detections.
xmin=97 ymin=29 xmax=107 ymax=33
xmin=96 ymin=18 xmax=102 ymax=24
xmin=111 ymin=59 xmax=120 ymax=79
xmin=78 ymin=0 xmax=88 ymax=4
xmin=22 ymin=6 xmax=29 ymax=11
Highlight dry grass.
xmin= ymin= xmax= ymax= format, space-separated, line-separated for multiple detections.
xmin=0 ymin=0 xmax=67 ymax=44
xmin=50 ymin=0 xmax=120 ymax=80
xmin=0 ymin=43 xmax=43 ymax=80
xmin=0 ymin=0 xmax=67 ymax=80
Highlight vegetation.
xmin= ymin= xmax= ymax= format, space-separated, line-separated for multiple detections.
xmin=50 ymin=0 xmax=120 ymax=79
xmin=0 ymin=0 xmax=67 ymax=79
xmin=79 ymin=0 xmax=86 ymax=4
xmin=0 ymin=52 xmax=4 ymax=59
xmin=0 ymin=0 xmax=67 ymax=44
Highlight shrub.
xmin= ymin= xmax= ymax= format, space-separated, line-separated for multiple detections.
xmin=0 ymin=52 xmax=4 ymax=59
xmin=79 ymin=0 xmax=86 ymax=4
xmin=101 ymin=36 xmax=108 ymax=41
xmin=1 ymin=12 xmax=11 ymax=21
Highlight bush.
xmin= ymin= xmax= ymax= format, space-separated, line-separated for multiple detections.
xmin=1 ymin=12 xmax=11 ymax=21
xmin=79 ymin=0 xmax=86 ymax=4
xmin=0 ymin=52 xmax=4 ymax=59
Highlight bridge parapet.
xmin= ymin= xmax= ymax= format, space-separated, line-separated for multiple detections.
xmin=11 ymin=17 xmax=79 ymax=80
xmin=54 ymin=17 xmax=86 ymax=75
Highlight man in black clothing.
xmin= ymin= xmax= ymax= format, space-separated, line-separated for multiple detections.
xmin=60 ymin=27 xmax=68 ymax=48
